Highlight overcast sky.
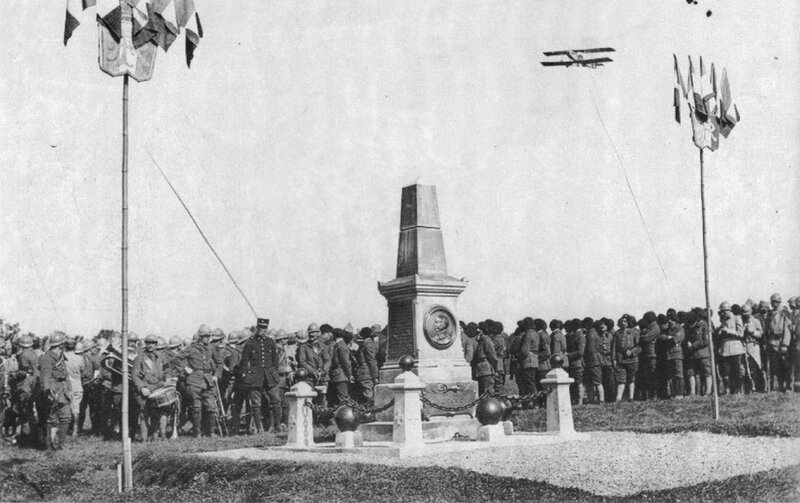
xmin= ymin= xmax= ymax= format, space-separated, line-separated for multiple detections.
xmin=1 ymin=0 xmax=798 ymax=338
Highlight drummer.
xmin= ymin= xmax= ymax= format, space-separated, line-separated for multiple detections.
xmin=132 ymin=334 xmax=167 ymax=441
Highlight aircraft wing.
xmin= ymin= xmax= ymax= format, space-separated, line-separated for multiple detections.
xmin=579 ymin=57 xmax=613 ymax=65
xmin=542 ymin=50 xmax=570 ymax=56
xmin=540 ymin=60 xmax=574 ymax=66
xmin=573 ymin=47 xmax=615 ymax=53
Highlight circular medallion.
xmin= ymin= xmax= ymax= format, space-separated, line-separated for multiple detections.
xmin=423 ymin=307 xmax=457 ymax=350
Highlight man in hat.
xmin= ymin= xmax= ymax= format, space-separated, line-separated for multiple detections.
xmin=296 ymin=326 xmax=322 ymax=385
xmin=638 ymin=312 xmax=660 ymax=400
xmin=76 ymin=340 xmax=101 ymax=436
xmin=328 ymin=329 xmax=354 ymax=406
xmin=132 ymin=334 xmax=167 ymax=441
xmin=37 ymin=333 xmax=72 ymax=450
xmin=764 ymin=293 xmax=793 ymax=392
xmin=511 ymin=318 xmax=538 ymax=398
xmin=181 ymin=325 xmax=223 ymax=437
xmin=11 ymin=335 xmax=39 ymax=441
xmin=658 ymin=313 xmax=685 ymax=398
xmin=684 ymin=309 xmax=712 ymax=396
xmin=740 ymin=304 xmax=765 ymax=392
xmin=612 ymin=316 xmax=640 ymax=401
xmin=234 ymin=318 xmax=281 ymax=434
xmin=717 ymin=302 xmax=744 ymax=395
xmin=354 ymin=327 xmax=379 ymax=408
xmin=273 ymin=330 xmax=293 ymax=431
xmin=63 ymin=336 xmax=86 ymax=436
xmin=471 ymin=322 xmax=498 ymax=396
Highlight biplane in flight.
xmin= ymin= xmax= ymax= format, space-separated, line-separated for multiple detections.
xmin=540 ymin=48 xmax=615 ymax=68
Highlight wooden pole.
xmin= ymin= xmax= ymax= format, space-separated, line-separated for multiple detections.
xmin=120 ymin=73 xmax=133 ymax=491
xmin=699 ymin=147 xmax=720 ymax=421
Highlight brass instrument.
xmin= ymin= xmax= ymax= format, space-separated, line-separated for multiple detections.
xmin=100 ymin=346 xmax=135 ymax=378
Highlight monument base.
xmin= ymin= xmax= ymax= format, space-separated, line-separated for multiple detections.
xmin=375 ymin=364 xmax=477 ymax=422
xmin=360 ymin=417 xmax=479 ymax=442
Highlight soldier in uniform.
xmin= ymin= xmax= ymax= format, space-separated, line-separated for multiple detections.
xmin=490 ymin=321 xmax=507 ymax=389
xmin=37 ymin=333 xmax=72 ymax=450
xmin=181 ymin=325 xmax=222 ymax=437
xmin=511 ymin=318 xmax=538 ymax=398
xmin=549 ymin=320 xmax=567 ymax=368
xmin=354 ymin=327 xmax=379 ymax=408
xmin=637 ymin=311 xmax=659 ymax=400
xmin=612 ymin=316 xmax=640 ymax=401
xmin=296 ymin=326 xmax=323 ymax=385
xmin=683 ymin=309 xmax=712 ymax=396
xmin=716 ymin=302 xmax=744 ymax=395
xmin=63 ymin=336 xmax=85 ymax=436
xmin=11 ymin=335 xmax=38 ymax=441
xmin=328 ymin=329 xmax=354 ymax=406
xmin=132 ymin=334 xmax=167 ymax=441
xmin=764 ymin=293 xmax=793 ymax=392
xmin=662 ymin=314 xmax=686 ymax=398
xmin=740 ymin=304 xmax=765 ymax=392
xmin=236 ymin=318 xmax=281 ymax=434
xmin=583 ymin=318 xmax=603 ymax=403
xmin=471 ymin=322 xmax=498 ymax=396
xmin=76 ymin=340 xmax=101 ymax=436
xmin=274 ymin=330 xmax=293 ymax=431
xmin=534 ymin=319 xmax=551 ymax=391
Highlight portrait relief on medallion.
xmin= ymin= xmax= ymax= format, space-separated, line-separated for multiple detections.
xmin=423 ymin=307 xmax=457 ymax=349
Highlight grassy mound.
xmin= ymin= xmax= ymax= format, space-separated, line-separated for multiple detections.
xmin=513 ymin=392 xmax=800 ymax=437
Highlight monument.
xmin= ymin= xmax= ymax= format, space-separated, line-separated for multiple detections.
xmin=367 ymin=184 xmax=475 ymax=436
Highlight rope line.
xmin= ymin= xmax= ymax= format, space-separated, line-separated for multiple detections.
xmin=147 ymin=151 xmax=259 ymax=318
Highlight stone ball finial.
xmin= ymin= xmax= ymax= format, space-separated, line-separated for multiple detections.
xmin=294 ymin=368 xmax=309 ymax=384
xmin=398 ymin=355 xmax=415 ymax=372
xmin=475 ymin=396 xmax=503 ymax=426
xmin=550 ymin=353 xmax=565 ymax=368
xmin=334 ymin=405 xmax=360 ymax=432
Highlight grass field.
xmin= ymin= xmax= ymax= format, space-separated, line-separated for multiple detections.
xmin=1 ymin=393 xmax=798 ymax=502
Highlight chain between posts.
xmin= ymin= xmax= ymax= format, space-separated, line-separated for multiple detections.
xmin=303 ymin=398 xmax=395 ymax=417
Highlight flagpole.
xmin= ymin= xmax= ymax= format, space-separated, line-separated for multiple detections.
xmin=120 ymin=72 xmax=134 ymax=491
xmin=699 ymin=147 xmax=720 ymax=421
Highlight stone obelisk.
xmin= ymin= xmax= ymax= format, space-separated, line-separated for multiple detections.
xmin=377 ymin=184 xmax=474 ymax=415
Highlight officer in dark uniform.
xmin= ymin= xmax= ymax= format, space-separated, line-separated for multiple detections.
xmin=181 ymin=325 xmax=222 ymax=437
xmin=328 ymin=329 xmax=354 ymax=406
xmin=237 ymin=318 xmax=280 ymax=434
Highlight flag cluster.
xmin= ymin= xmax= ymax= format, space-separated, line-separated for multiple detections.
xmin=673 ymin=55 xmax=740 ymax=151
xmin=64 ymin=0 xmax=203 ymax=67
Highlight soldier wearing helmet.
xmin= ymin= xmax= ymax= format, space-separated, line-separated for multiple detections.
xmin=38 ymin=332 xmax=72 ymax=450
xmin=132 ymin=334 xmax=167 ymax=441
xmin=273 ymin=330 xmax=293 ymax=431
xmin=180 ymin=325 xmax=223 ymax=437
xmin=716 ymin=301 xmax=744 ymax=395
xmin=76 ymin=340 xmax=102 ymax=437
xmin=764 ymin=293 xmax=793 ymax=392
xmin=11 ymin=334 xmax=39 ymax=441
xmin=740 ymin=304 xmax=765 ymax=392
xmin=296 ymin=327 xmax=323 ymax=387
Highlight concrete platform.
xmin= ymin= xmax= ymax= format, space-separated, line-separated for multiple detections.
xmin=199 ymin=432 xmax=591 ymax=459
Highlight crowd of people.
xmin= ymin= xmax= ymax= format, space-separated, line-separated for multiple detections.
xmin=1 ymin=292 xmax=798 ymax=451
xmin=463 ymin=293 xmax=800 ymax=405
xmin=0 ymin=317 xmax=383 ymax=449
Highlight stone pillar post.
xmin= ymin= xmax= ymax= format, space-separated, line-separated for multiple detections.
xmin=389 ymin=370 xmax=426 ymax=447
xmin=540 ymin=368 xmax=575 ymax=436
xmin=285 ymin=381 xmax=317 ymax=448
